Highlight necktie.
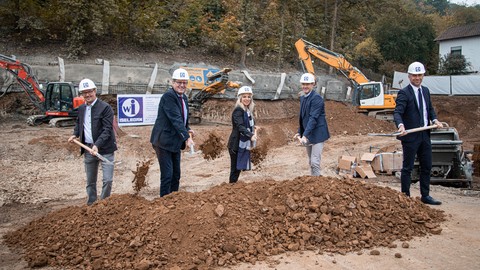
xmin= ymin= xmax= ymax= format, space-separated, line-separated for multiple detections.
xmin=418 ymin=87 xmax=424 ymax=127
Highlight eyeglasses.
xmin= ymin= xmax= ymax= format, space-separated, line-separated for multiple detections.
xmin=175 ymin=81 xmax=188 ymax=86
xmin=81 ymin=90 xmax=95 ymax=95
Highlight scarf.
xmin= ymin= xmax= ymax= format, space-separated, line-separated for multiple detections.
xmin=236 ymin=110 xmax=254 ymax=170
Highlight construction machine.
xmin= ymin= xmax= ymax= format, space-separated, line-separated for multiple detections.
xmin=183 ymin=67 xmax=240 ymax=124
xmin=0 ymin=54 xmax=84 ymax=127
xmin=295 ymin=38 xmax=396 ymax=120
xmin=412 ymin=124 xmax=473 ymax=188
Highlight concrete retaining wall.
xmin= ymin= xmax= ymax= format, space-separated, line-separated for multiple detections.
xmin=2 ymin=60 xmax=349 ymax=101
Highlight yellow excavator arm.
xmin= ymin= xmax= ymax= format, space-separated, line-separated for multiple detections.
xmin=294 ymin=38 xmax=369 ymax=86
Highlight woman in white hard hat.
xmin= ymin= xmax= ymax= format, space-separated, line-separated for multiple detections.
xmin=227 ymin=86 xmax=257 ymax=183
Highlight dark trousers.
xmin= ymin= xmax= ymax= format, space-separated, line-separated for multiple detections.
xmin=400 ymin=131 xmax=432 ymax=197
xmin=153 ymin=145 xmax=181 ymax=197
xmin=228 ymin=148 xmax=241 ymax=183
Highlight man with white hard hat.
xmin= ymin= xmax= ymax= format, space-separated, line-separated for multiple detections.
xmin=68 ymin=78 xmax=117 ymax=205
xmin=150 ymin=68 xmax=195 ymax=197
xmin=393 ymin=62 xmax=443 ymax=205
xmin=295 ymin=73 xmax=330 ymax=176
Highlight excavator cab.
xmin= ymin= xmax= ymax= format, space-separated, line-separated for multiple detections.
xmin=40 ymin=82 xmax=84 ymax=126
xmin=45 ymin=82 xmax=75 ymax=112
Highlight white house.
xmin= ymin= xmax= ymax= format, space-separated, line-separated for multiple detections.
xmin=435 ymin=22 xmax=480 ymax=73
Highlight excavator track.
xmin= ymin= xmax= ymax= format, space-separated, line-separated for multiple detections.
xmin=26 ymin=115 xmax=48 ymax=126
xmin=48 ymin=117 xmax=76 ymax=128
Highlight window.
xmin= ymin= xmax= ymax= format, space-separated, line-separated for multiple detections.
xmin=450 ymin=46 xmax=462 ymax=56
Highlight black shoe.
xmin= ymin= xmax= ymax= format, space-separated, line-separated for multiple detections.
xmin=421 ymin=196 xmax=442 ymax=205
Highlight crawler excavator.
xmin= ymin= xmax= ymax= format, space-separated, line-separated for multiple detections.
xmin=295 ymin=38 xmax=396 ymax=120
xmin=0 ymin=53 xmax=84 ymax=127
xmin=183 ymin=67 xmax=240 ymax=124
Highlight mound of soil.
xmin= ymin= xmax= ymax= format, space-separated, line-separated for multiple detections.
xmin=4 ymin=177 xmax=445 ymax=269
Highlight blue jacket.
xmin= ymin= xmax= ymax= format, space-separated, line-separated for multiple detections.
xmin=393 ymin=84 xmax=437 ymax=142
xmin=150 ymin=88 xmax=191 ymax=152
xmin=298 ymin=91 xmax=330 ymax=144
xmin=74 ymin=98 xmax=117 ymax=155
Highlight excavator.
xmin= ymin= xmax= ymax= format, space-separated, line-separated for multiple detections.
xmin=295 ymin=38 xmax=396 ymax=120
xmin=0 ymin=53 xmax=84 ymax=127
xmin=183 ymin=67 xmax=240 ymax=124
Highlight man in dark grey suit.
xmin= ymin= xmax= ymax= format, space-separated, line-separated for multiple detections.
xmin=68 ymin=78 xmax=117 ymax=205
xmin=295 ymin=73 xmax=330 ymax=176
xmin=394 ymin=62 xmax=443 ymax=205
xmin=150 ymin=68 xmax=195 ymax=197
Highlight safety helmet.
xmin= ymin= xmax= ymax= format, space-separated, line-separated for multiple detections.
xmin=300 ymin=73 xmax=315 ymax=83
xmin=407 ymin=62 xmax=425 ymax=74
xmin=78 ymin=78 xmax=96 ymax=92
xmin=237 ymin=86 xmax=253 ymax=97
xmin=172 ymin=68 xmax=189 ymax=80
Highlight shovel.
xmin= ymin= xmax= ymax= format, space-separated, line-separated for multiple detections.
xmin=368 ymin=125 xmax=438 ymax=137
xmin=72 ymin=139 xmax=114 ymax=165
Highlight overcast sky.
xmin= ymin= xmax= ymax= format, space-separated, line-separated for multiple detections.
xmin=449 ymin=0 xmax=479 ymax=6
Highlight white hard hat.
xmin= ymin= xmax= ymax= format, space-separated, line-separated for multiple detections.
xmin=300 ymin=73 xmax=315 ymax=83
xmin=237 ymin=86 xmax=253 ymax=96
xmin=407 ymin=62 xmax=425 ymax=74
xmin=78 ymin=78 xmax=96 ymax=92
xmin=172 ymin=68 xmax=189 ymax=80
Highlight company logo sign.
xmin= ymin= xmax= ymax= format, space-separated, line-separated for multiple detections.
xmin=118 ymin=97 xmax=143 ymax=123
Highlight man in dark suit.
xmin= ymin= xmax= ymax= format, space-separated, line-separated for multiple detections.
xmin=150 ymin=68 xmax=195 ymax=197
xmin=296 ymin=73 xmax=330 ymax=176
xmin=394 ymin=62 xmax=443 ymax=205
xmin=68 ymin=78 xmax=117 ymax=205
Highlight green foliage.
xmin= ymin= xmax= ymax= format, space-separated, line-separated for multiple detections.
xmin=352 ymin=38 xmax=384 ymax=72
xmin=0 ymin=0 xmax=478 ymax=71
xmin=372 ymin=13 xmax=437 ymax=68
xmin=438 ymin=53 xmax=472 ymax=75
xmin=451 ymin=5 xmax=480 ymax=25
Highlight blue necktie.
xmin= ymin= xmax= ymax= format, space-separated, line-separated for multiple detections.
xmin=418 ymin=88 xmax=424 ymax=127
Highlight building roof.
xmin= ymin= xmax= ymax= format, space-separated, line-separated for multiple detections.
xmin=435 ymin=22 xmax=480 ymax=41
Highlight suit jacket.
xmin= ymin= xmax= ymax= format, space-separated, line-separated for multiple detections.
xmin=298 ymin=91 xmax=330 ymax=144
xmin=393 ymin=84 xmax=437 ymax=142
xmin=73 ymin=98 xmax=117 ymax=155
xmin=227 ymin=106 xmax=255 ymax=151
xmin=150 ymin=88 xmax=191 ymax=152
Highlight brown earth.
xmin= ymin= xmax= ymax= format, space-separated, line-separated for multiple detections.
xmin=0 ymin=92 xmax=480 ymax=270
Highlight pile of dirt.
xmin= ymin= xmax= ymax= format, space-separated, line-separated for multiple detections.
xmin=4 ymin=177 xmax=445 ymax=269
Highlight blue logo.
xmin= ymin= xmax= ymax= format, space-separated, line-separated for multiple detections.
xmin=118 ymin=97 xmax=143 ymax=123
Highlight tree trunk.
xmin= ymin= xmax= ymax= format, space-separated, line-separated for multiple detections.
xmin=329 ymin=0 xmax=340 ymax=74
xmin=239 ymin=42 xmax=247 ymax=69
xmin=277 ymin=12 xmax=285 ymax=70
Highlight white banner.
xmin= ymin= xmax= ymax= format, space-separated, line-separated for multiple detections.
xmin=393 ymin=71 xmax=480 ymax=95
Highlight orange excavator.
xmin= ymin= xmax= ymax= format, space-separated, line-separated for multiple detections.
xmin=295 ymin=38 xmax=397 ymax=120
xmin=184 ymin=67 xmax=241 ymax=124
xmin=0 ymin=53 xmax=84 ymax=126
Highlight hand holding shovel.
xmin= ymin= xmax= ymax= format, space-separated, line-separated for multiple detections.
xmin=70 ymin=139 xmax=114 ymax=165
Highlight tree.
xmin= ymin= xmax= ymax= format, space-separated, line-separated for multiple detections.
xmin=352 ymin=37 xmax=384 ymax=72
xmin=372 ymin=13 xmax=437 ymax=70
xmin=438 ymin=53 xmax=471 ymax=74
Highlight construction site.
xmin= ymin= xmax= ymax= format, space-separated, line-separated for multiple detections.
xmin=1 ymin=49 xmax=480 ymax=269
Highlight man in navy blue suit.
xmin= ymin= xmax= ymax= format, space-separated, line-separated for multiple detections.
xmin=150 ymin=68 xmax=195 ymax=197
xmin=393 ymin=62 xmax=443 ymax=205
xmin=295 ymin=73 xmax=330 ymax=176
